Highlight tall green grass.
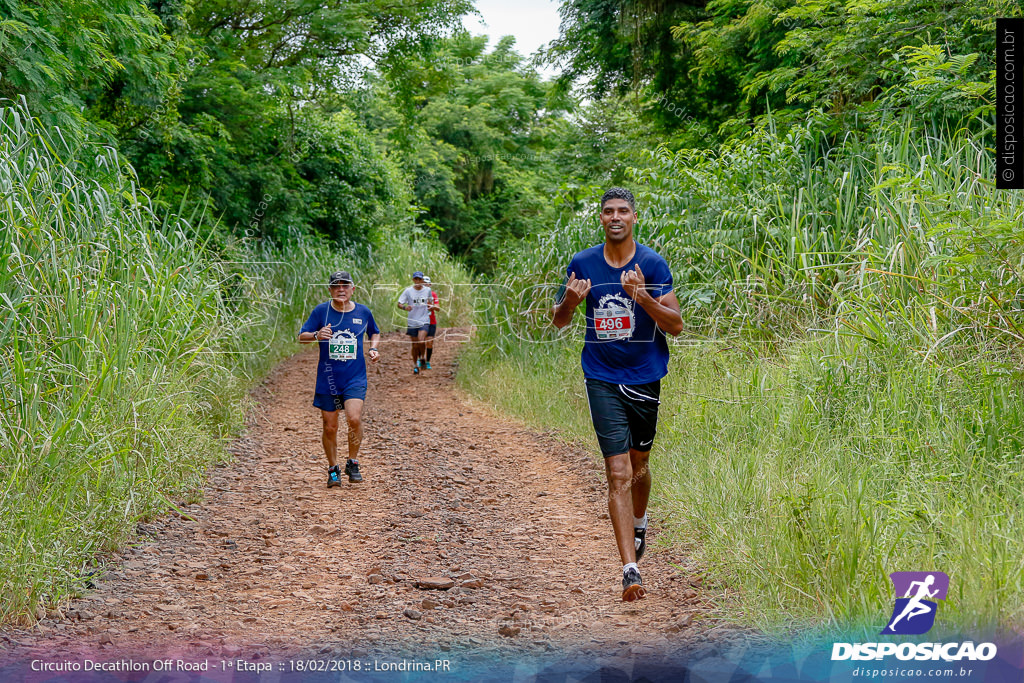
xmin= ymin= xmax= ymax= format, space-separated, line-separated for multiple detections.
xmin=460 ymin=114 xmax=1024 ymax=632
xmin=634 ymin=114 xmax=1024 ymax=347
xmin=2 ymin=100 xmax=234 ymax=622
xmin=0 ymin=99 xmax=470 ymax=624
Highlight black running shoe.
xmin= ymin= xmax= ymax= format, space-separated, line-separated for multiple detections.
xmin=327 ymin=465 xmax=342 ymax=488
xmin=345 ymin=459 xmax=363 ymax=483
xmin=634 ymin=526 xmax=647 ymax=562
xmin=622 ymin=566 xmax=646 ymax=602
xmin=413 ymin=365 xmax=420 ymax=375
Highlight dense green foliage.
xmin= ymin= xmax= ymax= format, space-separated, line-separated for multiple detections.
xmin=1 ymin=0 xmax=472 ymax=246
xmin=345 ymin=34 xmax=660 ymax=272
xmin=5 ymin=0 xmax=1013 ymax=261
xmin=353 ymin=35 xmax=560 ymax=271
xmin=1 ymin=0 xmax=658 ymax=271
xmin=0 ymin=100 xmax=283 ymax=619
xmin=549 ymin=0 xmax=1010 ymax=142
xmin=0 ymin=0 xmax=180 ymax=133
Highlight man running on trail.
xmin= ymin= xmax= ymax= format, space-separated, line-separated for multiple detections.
xmin=298 ymin=271 xmax=381 ymax=487
xmin=552 ymin=187 xmax=683 ymax=602
xmin=398 ymin=271 xmax=432 ymax=374
xmin=423 ymin=275 xmax=440 ymax=369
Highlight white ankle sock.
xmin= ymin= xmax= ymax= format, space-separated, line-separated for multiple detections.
xmin=633 ymin=513 xmax=648 ymax=530
xmin=623 ymin=562 xmax=638 ymax=575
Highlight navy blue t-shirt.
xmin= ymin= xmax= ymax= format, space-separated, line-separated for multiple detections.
xmin=565 ymin=242 xmax=673 ymax=384
xmin=300 ymin=302 xmax=380 ymax=395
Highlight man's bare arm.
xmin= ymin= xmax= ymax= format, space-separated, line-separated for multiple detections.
xmin=621 ymin=264 xmax=683 ymax=336
xmin=552 ymin=272 xmax=591 ymax=329
xmin=635 ymin=290 xmax=683 ymax=336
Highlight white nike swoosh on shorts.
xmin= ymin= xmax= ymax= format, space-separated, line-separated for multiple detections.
xmin=619 ymin=384 xmax=660 ymax=403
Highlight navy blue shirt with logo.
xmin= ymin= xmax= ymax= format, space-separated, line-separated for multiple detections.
xmin=300 ymin=302 xmax=380 ymax=395
xmin=565 ymin=242 xmax=673 ymax=384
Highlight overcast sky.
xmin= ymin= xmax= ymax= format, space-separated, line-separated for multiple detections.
xmin=462 ymin=0 xmax=563 ymax=77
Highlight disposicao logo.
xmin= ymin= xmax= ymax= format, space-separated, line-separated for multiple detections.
xmin=881 ymin=571 xmax=949 ymax=635
xmin=831 ymin=571 xmax=998 ymax=662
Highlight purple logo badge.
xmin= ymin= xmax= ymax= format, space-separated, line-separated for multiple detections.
xmin=881 ymin=572 xmax=950 ymax=635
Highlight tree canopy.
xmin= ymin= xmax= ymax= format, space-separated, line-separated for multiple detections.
xmin=1 ymin=0 xmax=1013 ymax=269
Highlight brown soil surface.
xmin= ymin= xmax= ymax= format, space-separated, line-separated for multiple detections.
xmin=1 ymin=331 xmax=732 ymax=669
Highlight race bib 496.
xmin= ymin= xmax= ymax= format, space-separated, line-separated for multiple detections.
xmin=594 ymin=306 xmax=633 ymax=340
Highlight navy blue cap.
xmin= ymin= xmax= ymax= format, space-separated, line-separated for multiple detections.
xmin=412 ymin=271 xmax=425 ymax=279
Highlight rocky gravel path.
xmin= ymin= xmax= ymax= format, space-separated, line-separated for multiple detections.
xmin=1 ymin=331 xmax=721 ymax=668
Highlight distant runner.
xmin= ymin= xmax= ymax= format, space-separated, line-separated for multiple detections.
xmin=298 ymin=271 xmax=381 ymax=487
xmin=552 ymin=187 xmax=683 ymax=602
xmin=423 ymin=275 xmax=440 ymax=369
xmin=398 ymin=271 xmax=432 ymax=374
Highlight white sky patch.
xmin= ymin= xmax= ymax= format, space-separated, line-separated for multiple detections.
xmin=462 ymin=0 xmax=563 ymax=79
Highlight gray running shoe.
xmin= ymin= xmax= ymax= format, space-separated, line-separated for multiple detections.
xmin=345 ymin=459 xmax=363 ymax=483
xmin=327 ymin=465 xmax=342 ymax=488
xmin=622 ymin=566 xmax=646 ymax=602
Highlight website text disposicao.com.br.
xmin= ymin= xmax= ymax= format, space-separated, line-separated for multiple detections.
xmin=834 ymin=640 xmax=996 ymax=679
xmin=849 ymin=665 xmax=978 ymax=678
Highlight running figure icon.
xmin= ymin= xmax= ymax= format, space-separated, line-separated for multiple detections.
xmin=881 ymin=571 xmax=949 ymax=635
xmin=886 ymin=575 xmax=938 ymax=631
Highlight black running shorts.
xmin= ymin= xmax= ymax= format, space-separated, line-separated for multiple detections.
xmin=584 ymin=378 xmax=661 ymax=457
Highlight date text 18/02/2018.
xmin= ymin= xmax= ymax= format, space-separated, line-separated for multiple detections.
xmin=286 ymin=659 xmax=452 ymax=673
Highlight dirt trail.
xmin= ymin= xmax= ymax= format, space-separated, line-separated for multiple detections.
xmin=1 ymin=331 xmax=724 ymax=665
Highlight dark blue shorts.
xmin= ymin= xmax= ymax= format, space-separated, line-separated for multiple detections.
xmin=584 ymin=378 xmax=661 ymax=457
xmin=313 ymin=386 xmax=367 ymax=412
xmin=407 ymin=325 xmax=427 ymax=337
xmin=427 ymin=323 xmax=437 ymax=337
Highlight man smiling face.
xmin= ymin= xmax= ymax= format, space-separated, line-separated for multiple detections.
xmin=329 ymin=283 xmax=353 ymax=306
xmin=600 ymin=197 xmax=636 ymax=245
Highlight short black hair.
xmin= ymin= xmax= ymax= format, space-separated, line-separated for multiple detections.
xmin=600 ymin=187 xmax=636 ymax=212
